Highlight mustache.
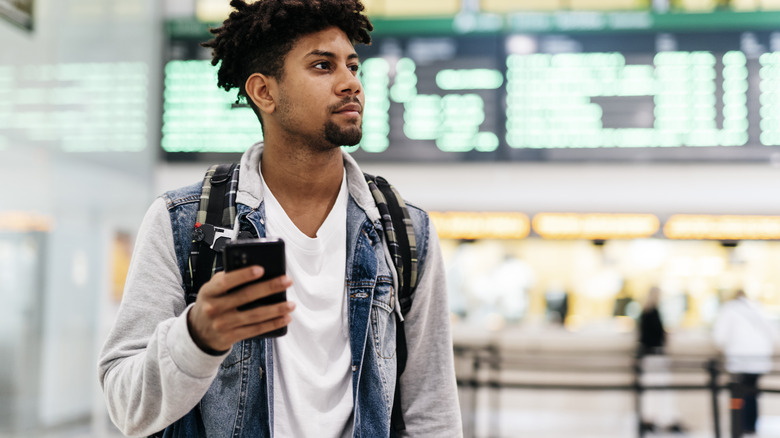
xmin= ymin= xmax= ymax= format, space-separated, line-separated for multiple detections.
xmin=329 ymin=97 xmax=363 ymax=112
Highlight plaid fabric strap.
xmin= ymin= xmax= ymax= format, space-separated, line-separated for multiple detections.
xmin=186 ymin=163 xmax=240 ymax=300
xmin=364 ymin=174 xmax=418 ymax=312
xmin=364 ymin=173 xmax=418 ymax=432
xmin=197 ymin=163 xmax=240 ymax=227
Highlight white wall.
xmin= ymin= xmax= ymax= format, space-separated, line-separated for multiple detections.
xmin=0 ymin=0 xmax=161 ymax=429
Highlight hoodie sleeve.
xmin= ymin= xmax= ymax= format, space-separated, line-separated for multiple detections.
xmin=397 ymin=215 xmax=463 ymax=437
xmin=97 ymin=198 xmax=229 ymax=437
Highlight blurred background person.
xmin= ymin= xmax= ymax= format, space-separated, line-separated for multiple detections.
xmin=638 ymin=286 xmax=665 ymax=357
xmin=637 ymin=286 xmax=686 ymax=434
xmin=714 ymin=289 xmax=780 ymax=436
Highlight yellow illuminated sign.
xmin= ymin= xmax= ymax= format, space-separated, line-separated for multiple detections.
xmin=532 ymin=213 xmax=660 ymax=239
xmin=671 ymin=0 xmax=718 ymax=12
xmin=431 ymin=212 xmax=780 ymax=241
xmin=664 ymin=215 xmax=780 ymax=240
xmin=430 ymin=212 xmax=531 ymax=239
xmin=0 ymin=212 xmax=53 ymax=232
xmin=482 ymin=0 xmax=649 ymax=12
xmin=364 ymin=0 xmax=461 ymax=17
xmin=195 ymin=0 xmax=232 ymax=22
xmin=569 ymin=0 xmax=650 ymax=10
xmin=196 ymin=0 xmax=462 ymax=21
xmin=481 ymin=0 xmax=562 ymax=12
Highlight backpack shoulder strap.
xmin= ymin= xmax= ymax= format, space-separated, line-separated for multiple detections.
xmin=364 ymin=172 xmax=419 ymax=432
xmin=364 ymin=173 xmax=418 ymax=311
xmin=186 ymin=163 xmax=242 ymax=303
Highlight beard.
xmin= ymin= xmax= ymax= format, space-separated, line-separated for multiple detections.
xmin=275 ymin=92 xmax=363 ymax=150
xmin=324 ymin=119 xmax=362 ymax=147
xmin=323 ymin=96 xmax=363 ymax=147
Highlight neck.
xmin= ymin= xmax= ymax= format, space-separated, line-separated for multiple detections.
xmin=260 ymin=139 xmax=345 ymax=237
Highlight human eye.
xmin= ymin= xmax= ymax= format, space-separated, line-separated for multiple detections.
xmin=348 ymin=63 xmax=360 ymax=75
xmin=313 ymin=61 xmax=331 ymax=70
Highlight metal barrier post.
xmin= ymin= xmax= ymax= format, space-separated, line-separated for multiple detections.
xmin=633 ymin=355 xmax=644 ymax=438
xmin=707 ymin=359 xmax=721 ymax=438
xmin=469 ymin=348 xmax=479 ymax=438
xmin=487 ymin=345 xmax=500 ymax=438
xmin=729 ymin=378 xmax=744 ymax=438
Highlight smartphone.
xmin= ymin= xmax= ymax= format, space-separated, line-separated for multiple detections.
xmin=222 ymin=237 xmax=287 ymax=338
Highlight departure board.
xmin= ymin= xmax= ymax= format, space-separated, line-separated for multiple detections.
xmin=348 ymin=36 xmax=505 ymax=162
xmin=163 ymin=60 xmax=262 ymax=153
xmin=0 ymin=62 xmax=148 ymax=153
xmin=163 ymin=29 xmax=780 ymax=162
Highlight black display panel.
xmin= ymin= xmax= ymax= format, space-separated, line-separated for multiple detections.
xmin=348 ymin=35 xmax=506 ymax=162
xmin=162 ymin=29 xmax=780 ymax=162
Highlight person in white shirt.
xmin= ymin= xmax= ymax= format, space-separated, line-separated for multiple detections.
xmin=713 ymin=289 xmax=779 ymax=436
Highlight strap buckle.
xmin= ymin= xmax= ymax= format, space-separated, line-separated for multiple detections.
xmin=193 ymin=223 xmax=250 ymax=252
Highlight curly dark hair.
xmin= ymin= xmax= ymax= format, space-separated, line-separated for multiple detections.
xmin=201 ymin=0 xmax=372 ymax=109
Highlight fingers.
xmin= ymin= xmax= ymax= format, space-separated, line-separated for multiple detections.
xmin=189 ymin=297 xmax=295 ymax=352
xmin=188 ymin=267 xmax=295 ymax=352
xmin=230 ymin=314 xmax=293 ymax=341
xmin=220 ymin=300 xmax=296 ymax=332
xmin=220 ymin=275 xmax=292 ymax=310
xmin=199 ymin=266 xmax=291 ymax=313
xmin=199 ymin=266 xmax=265 ymax=298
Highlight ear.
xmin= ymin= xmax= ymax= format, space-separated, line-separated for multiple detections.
xmin=245 ymin=73 xmax=276 ymax=116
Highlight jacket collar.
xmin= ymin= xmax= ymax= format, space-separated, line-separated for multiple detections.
xmin=235 ymin=142 xmax=381 ymax=224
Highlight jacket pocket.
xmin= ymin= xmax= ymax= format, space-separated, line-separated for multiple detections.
xmin=371 ymin=276 xmax=396 ymax=360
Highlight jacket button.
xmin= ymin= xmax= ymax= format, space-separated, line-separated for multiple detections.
xmin=258 ymin=367 xmax=264 ymax=379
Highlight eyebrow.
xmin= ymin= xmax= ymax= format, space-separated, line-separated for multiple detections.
xmin=306 ymin=50 xmax=360 ymax=62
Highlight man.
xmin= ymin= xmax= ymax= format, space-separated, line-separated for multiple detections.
xmin=714 ymin=289 xmax=778 ymax=436
xmin=97 ymin=1 xmax=462 ymax=437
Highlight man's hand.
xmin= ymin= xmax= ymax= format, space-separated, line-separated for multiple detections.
xmin=187 ymin=266 xmax=295 ymax=353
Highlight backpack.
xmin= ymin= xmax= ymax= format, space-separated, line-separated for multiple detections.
xmin=186 ymin=163 xmax=418 ymax=432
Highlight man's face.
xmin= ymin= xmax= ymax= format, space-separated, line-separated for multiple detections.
xmin=273 ymin=26 xmax=364 ymax=149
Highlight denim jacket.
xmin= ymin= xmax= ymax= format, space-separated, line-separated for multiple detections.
xmin=98 ymin=143 xmax=462 ymax=438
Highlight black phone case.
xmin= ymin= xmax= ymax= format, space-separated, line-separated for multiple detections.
xmin=222 ymin=238 xmax=287 ymax=338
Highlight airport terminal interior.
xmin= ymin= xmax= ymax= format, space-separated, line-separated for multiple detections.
xmin=5 ymin=0 xmax=780 ymax=436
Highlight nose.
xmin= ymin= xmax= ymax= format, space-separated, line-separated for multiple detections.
xmin=336 ymin=66 xmax=362 ymax=97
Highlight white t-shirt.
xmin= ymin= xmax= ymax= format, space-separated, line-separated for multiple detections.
xmin=263 ymin=172 xmax=353 ymax=438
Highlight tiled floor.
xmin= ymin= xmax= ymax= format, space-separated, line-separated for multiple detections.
xmin=469 ymin=409 xmax=780 ymax=437
xmin=4 ymin=391 xmax=780 ymax=437
xmin=461 ymin=387 xmax=780 ymax=438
